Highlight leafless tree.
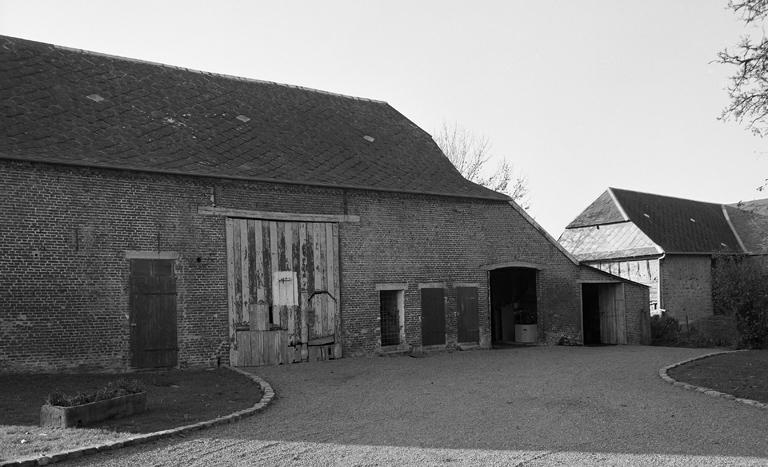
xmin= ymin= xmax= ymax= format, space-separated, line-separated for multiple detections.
xmin=718 ymin=1 xmax=768 ymax=190
xmin=719 ymin=1 xmax=768 ymax=136
xmin=433 ymin=121 xmax=531 ymax=210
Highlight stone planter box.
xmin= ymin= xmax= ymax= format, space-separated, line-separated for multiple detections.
xmin=40 ymin=392 xmax=147 ymax=428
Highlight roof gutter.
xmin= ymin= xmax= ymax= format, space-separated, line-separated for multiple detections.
xmin=0 ymin=155 xmax=512 ymax=203
xmin=657 ymin=252 xmax=666 ymax=312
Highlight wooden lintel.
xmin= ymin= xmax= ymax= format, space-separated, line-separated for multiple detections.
xmin=479 ymin=261 xmax=546 ymax=271
xmin=308 ymin=335 xmax=335 ymax=346
xmin=124 ymin=251 xmax=179 ymax=260
xmin=198 ymin=206 xmax=360 ymax=223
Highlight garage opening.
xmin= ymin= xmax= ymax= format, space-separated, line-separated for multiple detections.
xmin=581 ymin=282 xmax=627 ymax=345
xmin=490 ymin=268 xmax=538 ymax=345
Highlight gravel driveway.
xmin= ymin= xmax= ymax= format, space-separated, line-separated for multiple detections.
xmin=62 ymin=346 xmax=768 ymax=466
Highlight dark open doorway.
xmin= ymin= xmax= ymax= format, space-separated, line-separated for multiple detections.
xmin=581 ymin=282 xmax=627 ymax=346
xmin=490 ymin=268 xmax=538 ymax=345
xmin=582 ymin=283 xmax=602 ymax=345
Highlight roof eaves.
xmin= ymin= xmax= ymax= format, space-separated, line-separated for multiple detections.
xmin=579 ymin=263 xmax=649 ymax=288
xmin=1 ymin=154 xmax=510 ymax=202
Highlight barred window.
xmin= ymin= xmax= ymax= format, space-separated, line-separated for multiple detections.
xmin=380 ymin=290 xmax=402 ymax=346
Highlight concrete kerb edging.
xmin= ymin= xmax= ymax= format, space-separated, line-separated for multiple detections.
xmin=658 ymin=349 xmax=768 ymax=410
xmin=0 ymin=365 xmax=274 ymax=467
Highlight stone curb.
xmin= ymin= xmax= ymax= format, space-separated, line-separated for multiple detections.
xmin=658 ymin=349 xmax=768 ymax=410
xmin=0 ymin=366 xmax=273 ymax=467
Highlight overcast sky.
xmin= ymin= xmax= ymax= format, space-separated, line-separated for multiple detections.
xmin=2 ymin=0 xmax=766 ymax=235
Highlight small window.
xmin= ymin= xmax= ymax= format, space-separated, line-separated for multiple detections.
xmin=380 ymin=290 xmax=402 ymax=346
xmin=131 ymin=259 xmax=174 ymax=277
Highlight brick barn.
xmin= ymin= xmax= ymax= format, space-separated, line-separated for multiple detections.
xmin=0 ymin=36 xmax=650 ymax=372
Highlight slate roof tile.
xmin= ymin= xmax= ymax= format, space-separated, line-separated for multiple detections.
xmin=2 ymin=35 xmax=503 ymax=196
xmin=563 ymin=188 xmax=766 ymax=255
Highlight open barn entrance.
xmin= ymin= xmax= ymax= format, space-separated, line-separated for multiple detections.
xmin=581 ymin=282 xmax=626 ymax=345
xmin=490 ymin=268 xmax=538 ymax=345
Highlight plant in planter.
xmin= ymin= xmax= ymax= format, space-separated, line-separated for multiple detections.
xmin=41 ymin=378 xmax=147 ymax=428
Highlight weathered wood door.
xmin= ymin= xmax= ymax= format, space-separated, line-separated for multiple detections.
xmin=226 ymin=219 xmax=340 ymax=366
xmin=598 ymin=283 xmax=627 ymax=345
xmin=421 ymin=288 xmax=445 ymax=346
xmin=130 ymin=260 xmax=178 ymax=368
xmin=457 ymin=286 xmax=479 ymax=343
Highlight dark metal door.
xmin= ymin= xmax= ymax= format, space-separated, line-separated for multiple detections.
xmin=421 ymin=288 xmax=445 ymax=346
xmin=457 ymin=287 xmax=479 ymax=343
xmin=130 ymin=260 xmax=177 ymax=368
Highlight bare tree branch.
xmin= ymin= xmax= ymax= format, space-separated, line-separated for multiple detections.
xmin=719 ymin=1 xmax=768 ymax=136
xmin=433 ymin=121 xmax=531 ymax=210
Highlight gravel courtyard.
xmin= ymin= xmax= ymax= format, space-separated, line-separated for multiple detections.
xmin=62 ymin=346 xmax=768 ymax=466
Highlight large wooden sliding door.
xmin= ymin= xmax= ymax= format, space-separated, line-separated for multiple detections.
xmin=226 ymin=218 xmax=340 ymax=366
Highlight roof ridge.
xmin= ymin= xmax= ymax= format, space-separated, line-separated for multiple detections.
xmin=721 ymin=205 xmax=749 ymax=254
xmin=609 ymin=187 xmax=723 ymax=207
xmin=46 ymin=40 xmax=390 ymax=106
xmin=607 ymin=187 xmax=629 ymax=221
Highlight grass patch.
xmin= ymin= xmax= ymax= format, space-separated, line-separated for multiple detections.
xmin=0 ymin=368 xmax=262 ymax=461
xmin=668 ymin=349 xmax=768 ymax=403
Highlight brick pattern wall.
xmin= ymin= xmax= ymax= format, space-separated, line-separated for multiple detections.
xmin=341 ymin=192 xmax=586 ymax=353
xmin=0 ymin=160 xmax=642 ymax=372
xmin=660 ymin=255 xmax=713 ymax=323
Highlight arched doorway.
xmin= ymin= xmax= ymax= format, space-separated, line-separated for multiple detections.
xmin=485 ymin=264 xmax=539 ymax=345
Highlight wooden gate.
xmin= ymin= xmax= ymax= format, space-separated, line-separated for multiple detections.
xmin=130 ymin=259 xmax=178 ymax=368
xmin=456 ymin=286 xmax=479 ymax=343
xmin=421 ymin=288 xmax=445 ymax=346
xmin=598 ymin=283 xmax=627 ymax=344
xmin=226 ymin=218 xmax=340 ymax=366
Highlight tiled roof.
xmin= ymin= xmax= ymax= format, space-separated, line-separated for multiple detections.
xmin=610 ymin=188 xmax=741 ymax=254
xmin=0 ymin=35 xmax=506 ymax=200
xmin=732 ymin=198 xmax=768 ymax=216
xmin=562 ymin=188 xmax=757 ymax=255
xmin=566 ymin=189 xmax=625 ymax=228
xmin=558 ymin=222 xmax=660 ymax=261
xmin=724 ymin=205 xmax=768 ymax=254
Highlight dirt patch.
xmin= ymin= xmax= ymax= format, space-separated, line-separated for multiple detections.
xmin=0 ymin=368 xmax=263 ymax=461
xmin=667 ymin=349 xmax=768 ymax=403
xmin=0 ymin=368 xmax=262 ymax=432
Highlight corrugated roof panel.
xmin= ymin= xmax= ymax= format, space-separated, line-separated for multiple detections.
xmin=559 ymin=222 xmax=660 ymax=261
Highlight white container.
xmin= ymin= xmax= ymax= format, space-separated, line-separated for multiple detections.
xmin=515 ymin=324 xmax=537 ymax=343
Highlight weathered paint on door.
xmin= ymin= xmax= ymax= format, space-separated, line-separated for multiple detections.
xmin=226 ymin=218 xmax=340 ymax=366
xmin=598 ymin=283 xmax=627 ymax=345
xmin=421 ymin=288 xmax=446 ymax=346
xmin=456 ymin=286 xmax=479 ymax=343
xmin=129 ymin=260 xmax=178 ymax=368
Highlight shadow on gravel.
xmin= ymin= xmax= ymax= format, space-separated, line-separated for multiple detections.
xmin=60 ymin=347 xmax=768 ymax=466
xmin=222 ymin=347 xmax=768 ymax=459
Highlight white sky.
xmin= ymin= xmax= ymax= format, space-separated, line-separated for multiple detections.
xmin=1 ymin=0 xmax=767 ymax=235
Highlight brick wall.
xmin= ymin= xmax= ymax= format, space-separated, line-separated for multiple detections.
xmin=660 ymin=255 xmax=713 ymax=323
xmin=341 ymin=192 xmax=585 ymax=354
xmin=0 ymin=160 xmax=637 ymax=372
